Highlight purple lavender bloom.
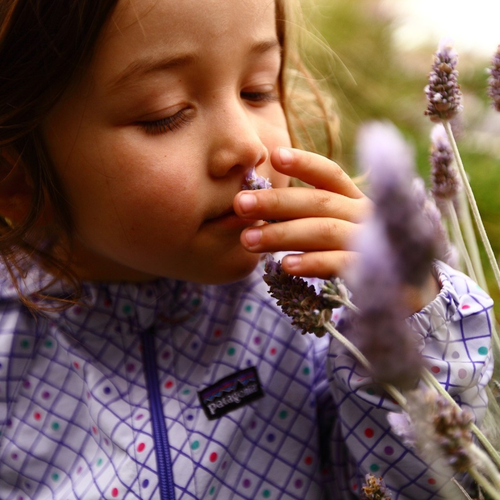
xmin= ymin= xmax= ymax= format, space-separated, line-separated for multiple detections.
xmin=263 ymin=255 xmax=332 ymax=337
xmin=390 ymin=390 xmax=474 ymax=474
xmin=344 ymin=122 xmax=441 ymax=388
xmin=357 ymin=122 xmax=438 ymax=287
xmin=242 ymin=167 xmax=272 ymax=190
xmin=424 ymin=39 xmax=463 ymax=122
xmin=488 ymin=45 xmax=500 ymax=112
xmin=429 ymin=124 xmax=461 ymax=203
xmin=345 ymin=218 xmax=423 ymax=389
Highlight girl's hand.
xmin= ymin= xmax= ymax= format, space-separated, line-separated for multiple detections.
xmin=234 ymin=147 xmax=371 ymax=279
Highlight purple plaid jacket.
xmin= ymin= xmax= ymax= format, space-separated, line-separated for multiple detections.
xmin=0 ymin=260 xmax=493 ymax=499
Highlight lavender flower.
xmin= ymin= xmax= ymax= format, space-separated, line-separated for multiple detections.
xmin=390 ymin=390 xmax=474 ymax=474
xmin=243 ymin=167 xmax=278 ymax=223
xmin=242 ymin=167 xmax=272 ymax=190
xmin=345 ymin=219 xmax=423 ymax=389
xmin=263 ymin=255 xmax=332 ymax=337
xmin=488 ymin=45 xmax=500 ymax=112
xmin=430 ymin=124 xmax=461 ymax=203
xmin=356 ymin=122 xmax=438 ymax=287
xmin=424 ymin=39 xmax=463 ymax=122
xmin=344 ymin=122 xmax=442 ymax=388
xmin=361 ymin=474 xmax=392 ymax=500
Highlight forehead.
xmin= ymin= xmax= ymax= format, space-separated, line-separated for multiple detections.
xmin=83 ymin=0 xmax=280 ymax=91
xmin=97 ymin=0 xmax=278 ymax=70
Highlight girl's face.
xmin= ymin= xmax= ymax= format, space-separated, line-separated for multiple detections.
xmin=42 ymin=0 xmax=290 ymax=283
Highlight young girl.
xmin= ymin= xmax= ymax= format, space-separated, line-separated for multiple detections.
xmin=0 ymin=0 xmax=493 ymax=499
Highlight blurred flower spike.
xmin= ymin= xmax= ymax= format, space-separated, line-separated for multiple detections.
xmin=389 ymin=390 xmax=474 ymax=475
xmin=488 ymin=44 xmax=500 ymax=112
xmin=347 ymin=121 xmax=439 ymax=388
xmin=424 ymin=38 xmax=463 ymax=122
xmin=356 ymin=121 xmax=438 ymax=288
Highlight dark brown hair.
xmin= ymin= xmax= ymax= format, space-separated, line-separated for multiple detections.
xmin=0 ymin=0 xmax=338 ymax=307
xmin=0 ymin=0 xmax=122 ymax=305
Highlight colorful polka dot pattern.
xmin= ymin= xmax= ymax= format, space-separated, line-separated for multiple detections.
xmin=0 ymin=268 xmax=328 ymax=499
xmin=0 ymin=261 xmax=493 ymax=499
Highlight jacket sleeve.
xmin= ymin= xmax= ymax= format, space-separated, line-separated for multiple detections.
xmin=326 ymin=261 xmax=494 ymax=499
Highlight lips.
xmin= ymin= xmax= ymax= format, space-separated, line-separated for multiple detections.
xmin=206 ymin=204 xmax=236 ymax=222
xmin=203 ymin=203 xmax=258 ymax=231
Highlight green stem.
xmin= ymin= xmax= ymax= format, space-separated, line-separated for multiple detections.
xmin=446 ymin=199 xmax=480 ymax=285
xmin=443 ymin=120 xmax=500 ymax=291
xmin=472 ymin=445 xmax=500 ymax=490
xmin=442 ymin=121 xmax=500 ymax=357
xmin=457 ymin=190 xmax=489 ymax=293
xmin=468 ymin=466 xmax=500 ymax=500
xmin=451 ymin=478 xmax=473 ymax=499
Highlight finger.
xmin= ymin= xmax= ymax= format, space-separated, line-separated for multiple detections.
xmin=270 ymin=147 xmax=364 ymax=199
xmin=240 ymin=217 xmax=359 ymax=253
xmin=281 ymin=250 xmax=358 ymax=280
xmin=234 ymin=187 xmax=370 ymax=223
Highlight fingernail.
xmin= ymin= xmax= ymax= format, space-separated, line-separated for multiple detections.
xmin=244 ymin=228 xmax=262 ymax=247
xmin=284 ymin=254 xmax=302 ymax=268
xmin=279 ymin=147 xmax=293 ymax=165
xmin=238 ymin=193 xmax=257 ymax=214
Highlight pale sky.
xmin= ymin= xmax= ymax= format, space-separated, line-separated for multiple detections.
xmin=384 ymin=0 xmax=500 ymax=59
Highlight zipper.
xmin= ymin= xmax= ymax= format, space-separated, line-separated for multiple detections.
xmin=141 ymin=327 xmax=176 ymax=500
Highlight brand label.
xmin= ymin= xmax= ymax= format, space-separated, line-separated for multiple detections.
xmin=198 ymin=367 xmax=264 ymax=420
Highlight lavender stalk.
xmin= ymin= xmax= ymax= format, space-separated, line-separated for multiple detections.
xmin=263 ymin=255 xmax=332 ymax=337
xmin=428 ymin=124 xmax=480 ymax=282
xmin=442 ymin=120 xmax=500 ymax=291
xmin=263 ymin=255 xmax=408 ymax=406
xmin=354 ymin=122 xmax=500 ymax=477
xmin=421 ymin=369 xmax=500 ymax=471
xmin=389 ymin=389 xmax=500 ymax=500
xmin=262 ymin=118 xmax=500 ymax=493
xmin=424 ymin=40 xmax=500 ymax=292
xmin=264 ymin=247 xmax=499 ymax=495
xmin=424 ymin=39 xmax=462 ymax=123
xmin=445 ymin=199 xmax=479 ymax=285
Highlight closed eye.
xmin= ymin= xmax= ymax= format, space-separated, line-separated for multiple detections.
xmin=137 ymin=109 xmax=193 ymax=135
xmin=241 ymin=90 xmax=280 ymax=104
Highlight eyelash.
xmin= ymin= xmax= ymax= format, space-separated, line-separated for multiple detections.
xmin=138 ymin=109 xmax=193 ymax=136
xmin=241 ymin=90 xmax=280 ymax=103
xmin=138 ymin=90 xmax=279 ymax=135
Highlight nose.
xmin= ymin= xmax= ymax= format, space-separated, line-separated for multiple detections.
xmin=208 ymin=98 xmax=268 ymax=178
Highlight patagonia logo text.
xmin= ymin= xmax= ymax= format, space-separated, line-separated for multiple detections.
xmin=198 ymin=367 xmax=264 ymax=420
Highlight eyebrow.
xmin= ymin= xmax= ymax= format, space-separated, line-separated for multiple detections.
xmin=108 ymin=38 xmax=281 ymax=91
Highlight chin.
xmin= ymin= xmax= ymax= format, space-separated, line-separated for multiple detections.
xmin=195 ymin=252 xmax=261 ymax=285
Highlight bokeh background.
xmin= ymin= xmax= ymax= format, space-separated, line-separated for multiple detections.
xmin=300 ymin=0 xmax=500 ymax=312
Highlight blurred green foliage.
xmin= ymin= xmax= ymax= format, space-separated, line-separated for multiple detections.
xmin=300 ymin=0 xmax=500 ymax=313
